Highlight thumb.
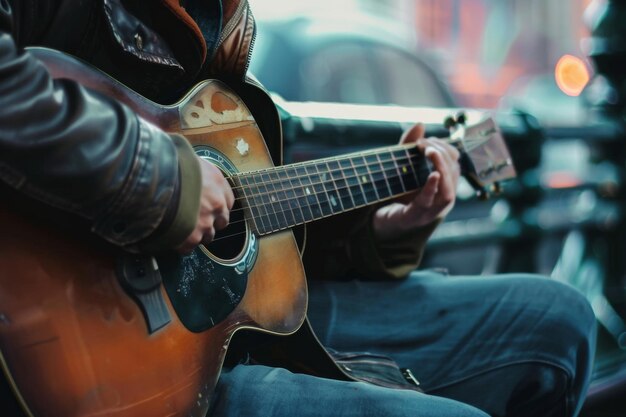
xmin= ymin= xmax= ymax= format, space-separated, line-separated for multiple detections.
xmin=400 ymin=123 xmax=425 ymax=145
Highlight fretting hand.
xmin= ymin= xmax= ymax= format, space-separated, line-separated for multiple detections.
xmin=372 ymin=123 xmax=460 ymax=241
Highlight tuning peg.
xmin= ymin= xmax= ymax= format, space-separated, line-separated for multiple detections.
xmin=444 ymin=115 xmax=456 ymax=130
xmin=491 ymin=182 xmax=502 ymax=195
xmin=456 ymin=111 xmax=467 ymax=125
xmin=476 ymin=188 xmax=490 ymax=200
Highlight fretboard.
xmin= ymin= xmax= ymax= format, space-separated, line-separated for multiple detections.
xmin=232 ymin=144 xmax=433 ymax=235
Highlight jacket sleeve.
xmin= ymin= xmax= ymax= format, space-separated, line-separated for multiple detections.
xmin=302 ymin=206 xmax=440 ymax=281
xmin=0 ymin=1 xmax=201 ymax=252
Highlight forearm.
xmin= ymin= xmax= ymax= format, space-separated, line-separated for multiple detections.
xmin=349 ymin=211 xmax=441 ymax=280
xmin=0 ymin=5 xmax=200 ymax=252
xmin=303 ymin=207 xmax=439 ymax=281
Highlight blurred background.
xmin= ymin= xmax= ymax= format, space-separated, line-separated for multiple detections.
xmin=249 ymin=0 xmax=592 ymax=117
xmin=248 ymin=0 xmax=625 ymax=415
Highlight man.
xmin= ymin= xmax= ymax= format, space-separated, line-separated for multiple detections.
xmin=0 ymin=1 xmax=596 ymax=416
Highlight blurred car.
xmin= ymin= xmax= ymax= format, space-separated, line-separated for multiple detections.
xmin=499 ymin=73 xmax=588 ymax=127
xmin=248 ymin=16 xmax=456 ymax=107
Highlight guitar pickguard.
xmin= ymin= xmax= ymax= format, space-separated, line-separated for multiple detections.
xmin=158 ymin=242 xmax=252 ymax=332
xmin=158 ymin=146 xmax=259 ymax=332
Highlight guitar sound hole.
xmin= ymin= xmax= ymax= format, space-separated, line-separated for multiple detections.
xmin=203 ymin=189 xmax=247 ymax=261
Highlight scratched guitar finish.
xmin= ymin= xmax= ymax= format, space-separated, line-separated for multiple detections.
xmin=0 ymin=48 xmax=515 ymax=417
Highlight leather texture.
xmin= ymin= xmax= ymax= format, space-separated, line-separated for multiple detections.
xmin=0 ymin=0 xmax=427 ymax=275
xmin=0 ymin=0 xmax=259 ymax=251
xmin=0 ymin=2 xmax=178 ymax=250
xmin=207 ymin=0 xmax=256 ymax=78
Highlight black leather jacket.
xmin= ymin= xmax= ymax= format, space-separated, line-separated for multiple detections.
xmin=0 ymin=0 xmax=259 ymax=252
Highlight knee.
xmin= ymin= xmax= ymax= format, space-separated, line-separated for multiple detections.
xmin=535 ymin=277 xmax=596 ymax=343
xmin=506 ymin=275 xmax=597 ymax=387
xmin=505 ymin=275 xmax=596 ymax=336
xmin=489 ymin=275 xmax=596 ymax=372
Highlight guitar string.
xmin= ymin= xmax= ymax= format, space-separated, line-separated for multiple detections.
xmin=226 ymin=148 xmax=420 ymax=194
xmin=208 ymin=181 xmax=507 ymax=244
xmin=207 ymin=159 xmax=507 ymax=244
xmin=204 ymin=136 xmax=509 ymax=242
xmin=223 ymin=134 xmax=496 ymax=197
xmin=221 ymin=163 xmax=420 ymax=230
xmin=222 ymin=134 xmax=501 ymax=218
xmin=224 ymin=153 xmax=424 ymax=219
xmin=226 ymin=151 xmax=422 ymax=203
xmin=207 ymin=157 xmax=428 ymax=241
xmin=211 ymin=136 xmax=508 ymax=236
xmin=206 ymin=185 xmax=420 ymax=244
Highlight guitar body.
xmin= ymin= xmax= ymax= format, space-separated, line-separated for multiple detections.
xmin=0 ymin=47 xmax=517 ymax=417
xmin=0 ymin=49 xmax=307 ymax=417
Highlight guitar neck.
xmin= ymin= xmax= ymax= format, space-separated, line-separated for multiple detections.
xmin=232 ymin=144 xmax=434 ymax=235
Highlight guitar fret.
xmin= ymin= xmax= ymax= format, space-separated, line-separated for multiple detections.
xmin=306 ymin=164 xmax=333 ymax=217
xmin=278 ymin=168 xmax=305 ymax=225
xmin=288 ymin=167 xmax=315 ymax=222
xmin=405 ymin=147 xmax=424 ymax=189
xmin=389 ymin=151 xmax=409 ymax=193
xmin=349 ymin=155 xmax=378 ymax=204
xmin=411 ymin=147 xmax=433 ymax=185
xmin=261 ymin=171 xmax=289 ymax=229
xmin=327 ymin=160 xmax=355 ymax=210
xmin=269 ymin=170 xmax=296 ymax=227
xmin=377 ymin=152 xmax=404 ymax=195
xmin=252 ymin=173 xmax=282 ymax=232
xmin=355 ymin=155 xmax=380 ymax=202
xmin=365 ymin=154 xmax=391 ymax=199
xmin=238 ymin=175 xmax=271 ymax=233
xmin=317 ymin=162 xmax=343 ymax=214
xmin=232 ymin=177 xmax=255 ymax=232
xmin=340 ymin=158 xmax=366 ymax=207
xmin=392 ymin=149 xmax=418 ymax=191
xmin=296 ymin=166 xmax=323 ymax=219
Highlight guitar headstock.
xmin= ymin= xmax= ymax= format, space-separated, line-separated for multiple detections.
xmin=447 ymin=113 xmax=517 ymax=199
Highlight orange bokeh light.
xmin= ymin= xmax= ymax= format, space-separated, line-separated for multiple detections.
xmin=543 ymin=171 xmax=582 ymax=189
xmin=555 ymin=55 xmax=590 ymax=97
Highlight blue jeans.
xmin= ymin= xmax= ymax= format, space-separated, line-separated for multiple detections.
xmin=209 ymin=273 xmax=596 ymax=417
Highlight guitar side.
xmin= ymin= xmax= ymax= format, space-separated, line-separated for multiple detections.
xmin=0 ymin=48 xmax=307 ymax=417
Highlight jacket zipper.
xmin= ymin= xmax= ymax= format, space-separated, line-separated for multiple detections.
xmin=334 ymin=359 xmax=402 ymax=368
xmin=215 ymin=1 xmax=258 ymax=81
xmin=217 ymin=0 xmax=248 ymax=48
xmin=328 ymin=351 xmax=398 ymax=361
xmin=242 ymin=9 xmax=257 ymax=77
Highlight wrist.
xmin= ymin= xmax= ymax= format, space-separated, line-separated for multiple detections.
xmin=372 ymin=204 xmax=448 ymax=242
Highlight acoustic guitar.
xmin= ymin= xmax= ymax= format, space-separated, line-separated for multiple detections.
xmin=0 ymin=48 xmax=516 ymax=417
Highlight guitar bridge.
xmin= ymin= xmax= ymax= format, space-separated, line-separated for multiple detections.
xmin=116 ymin=255 xmax=171 ymax=334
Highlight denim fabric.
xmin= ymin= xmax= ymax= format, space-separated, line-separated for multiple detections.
xmin=212 ymin=365 xmax=488 ymax=416
xmin=209 ymin=273 xmax=596 ymax=417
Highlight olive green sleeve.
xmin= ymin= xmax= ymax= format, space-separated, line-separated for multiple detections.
xmin=347 ymin=210 xmax=441 ymax=280
xmin=135 ymin=134 xmax=202 ymax=253
xmin=303 ymin=207 xmax=441 ymax=281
